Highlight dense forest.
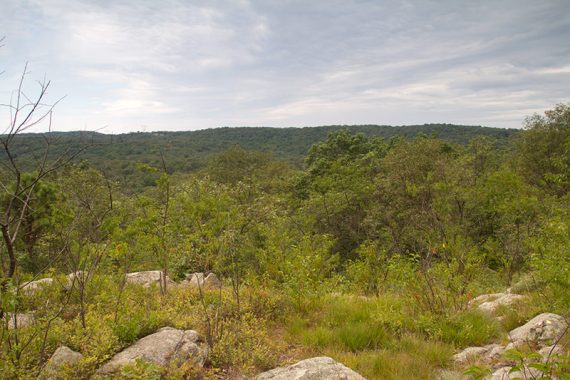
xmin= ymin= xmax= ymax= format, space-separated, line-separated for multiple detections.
xmin=0 ymin=104 xmax=569 ymax=379
xmin=8 ymin=124 xmax=518 ymax=191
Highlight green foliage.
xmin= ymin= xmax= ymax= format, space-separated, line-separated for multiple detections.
xmin=516 ymin=103 xmax=570 ymax=196
xmin=2 ymin=105 xmax=569 ymax=380
xmin=209 ymin=313 xmax=278 ymax=374
xmin=116 ymin=359 xmax=163 ymax=380
xmin=278 ymin=235 xmax=337 ymax=309
xmin=529 ymin=207 xmax=570 ymax=311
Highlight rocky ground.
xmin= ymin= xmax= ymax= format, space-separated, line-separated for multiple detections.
xmin=10 ymin=273 xmax=570 ymax=379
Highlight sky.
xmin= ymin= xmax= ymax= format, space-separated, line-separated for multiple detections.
xmin=1 ymin=0 xmax=569 ymax=133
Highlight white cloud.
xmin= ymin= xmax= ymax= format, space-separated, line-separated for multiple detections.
xmin=100 ymin=77 xmax=180 ymax=116
xmin=537 ymin=66 xmax=570 ymax=75
xmin=1 ymin=0 xmax=569 ymax=132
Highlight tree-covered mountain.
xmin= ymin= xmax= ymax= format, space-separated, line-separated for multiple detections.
xmin=11 ymin=124 xmax=518 ymax=186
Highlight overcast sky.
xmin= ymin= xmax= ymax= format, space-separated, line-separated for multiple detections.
xmin=1 ymin=0 xmax=569 ymax=133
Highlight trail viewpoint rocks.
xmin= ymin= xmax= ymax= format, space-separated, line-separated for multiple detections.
xmin=256 ymin=356 xmax=366 ymax=380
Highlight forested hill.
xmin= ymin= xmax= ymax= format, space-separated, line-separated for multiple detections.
xmin=12 ymin=123 xmax=517 ymax=187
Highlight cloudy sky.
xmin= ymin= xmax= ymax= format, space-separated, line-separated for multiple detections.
xmin=1 ymin=0 xmax=569 ymax=133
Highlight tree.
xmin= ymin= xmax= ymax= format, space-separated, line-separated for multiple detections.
xmin=57 ymin=167 xmax=113 ymax=327
xmin=1 ymin=174 xmax=60 ymax=273
xmin=0 ymin=62 xmax=81 ymax=305
xmin=469 ymin=168 xmax=541 ymax=283
xmin=296 ymin=131 xmax=386 ymax=260
xmin=516 ymin=103 xmax=570 ymax=197
xmin=0 ymin=51 xmax=85 ymax=370
xmin=134 ymin=158 xmax=173 ymax=294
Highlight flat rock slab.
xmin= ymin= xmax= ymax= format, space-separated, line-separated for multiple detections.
xmin=256 ymin=356 xmax=366 ymax=380
xmin=96 ymin=327 xmax=207 ymax=375
xmin=507 ymin=313 xmax=568 ymax=349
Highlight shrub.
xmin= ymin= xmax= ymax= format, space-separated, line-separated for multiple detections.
xmin=209 ymin=313 xmax=278 ymax=374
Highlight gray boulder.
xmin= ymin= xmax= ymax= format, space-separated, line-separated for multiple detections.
xmin=177 ymin=273 xmax=202 ymax=289
xmin=21 ymin=278 xmax=53 ymax=293
xmin=469 ymin=293 xmax=525 ymax=314
xmin=484 ymin=343 xmax=566 ymax=379
xmin=96 ymin=327 xmax=207 ymax=375
xmin=180 ymin=272 xmax=221 ymax=290
xmin=453 ymin=344 xmax=504 ymax=365
xmin=507 ymin=313 xmax=568 ymax=349
xmin=203 ymin=273 xmax=221 ymax=289
xmin=41 ymin=346 xmax=83 ymax=379
xmin=6 ymin=312 xmax=35 ymax=329
xmin=256 ymin=356 xmax=366 ymax=380
xmin=188 ymin=272 xmax=205 ymax=286
xmin=125 ymin=271 xmax=173 ymax=288
xmin=538 ymin=344 xmax=564 ymax=359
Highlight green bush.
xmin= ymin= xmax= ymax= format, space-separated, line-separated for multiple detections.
xmin=209 ymin=313 xmax=278 ymax=374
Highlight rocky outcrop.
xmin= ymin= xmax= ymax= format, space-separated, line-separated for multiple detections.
xmin=256 ymin=356 xmax=366 ymax=380
xmin=96 ymin=327 xmax=207 ymax=375
xmin=21 ymin=278 xmax=53 ymax=293
xmin=124 ymin=271 xmax=173 ymax=288
xmin=41 ymin=346 xmax=83 ymax=379
xmin=506 ymin=313 xmax=568 ymax=350
xmin=469 ymin=293 xmax=525 ymax=314
xmin=453 ymin=344 xmax=504 ymax=365
xmin=6 ymin=312 xmax=35 ymax=329
xmin=454 ymin=313 xmax=568 ymax=379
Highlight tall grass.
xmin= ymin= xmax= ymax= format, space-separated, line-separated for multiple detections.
xmin=285 ymin=294 xmax=458 ymax=379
